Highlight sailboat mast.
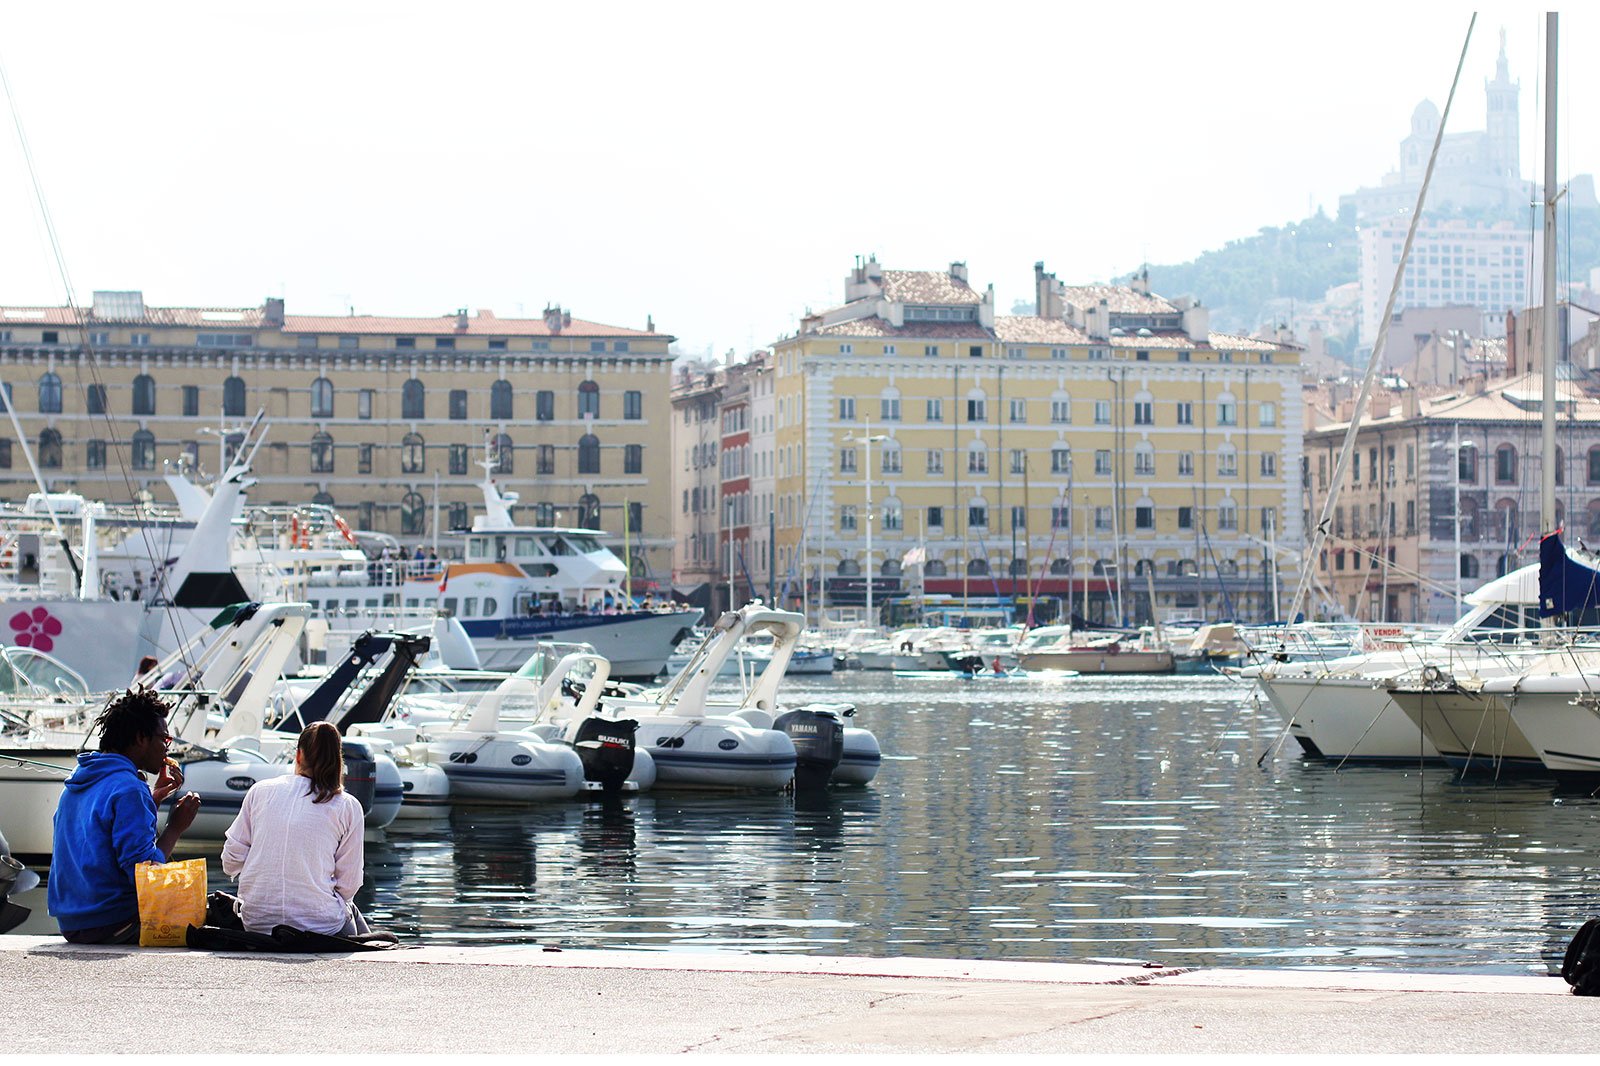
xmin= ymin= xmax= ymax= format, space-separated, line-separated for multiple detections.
xmin=1541 ymin=11 xmax=1559 ymax=536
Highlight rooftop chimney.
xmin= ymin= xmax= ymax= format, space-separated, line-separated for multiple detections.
xmin=949 ymin=261 xmax=969 ymax=284
xmin=544 ymin=305 xmax=563 ymax=334
xmin=455 ymin=308 xmax=468 ymax=332
xmin=262 ymin=297 xmax=285 ymax=327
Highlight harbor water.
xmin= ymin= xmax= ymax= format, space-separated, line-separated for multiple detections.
xmin=14 ymin=673 xmax=1600 ymax=973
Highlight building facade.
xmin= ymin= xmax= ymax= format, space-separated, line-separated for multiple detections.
xmin=1304 ymin=371 xmax=1600 ymax=623
xmin=0 ymin=291 xmax=677 ymax=581
xmin=669 ymin=360 xmax=723 ymax=608
xmin=765 ymin=257 xmax=1304 ymax=626
xmin=1357 ymin=218 xmax=1536 ymax=347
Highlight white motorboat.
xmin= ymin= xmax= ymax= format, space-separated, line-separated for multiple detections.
xmin=1015 ymin=625 xmax=1175 ymax=674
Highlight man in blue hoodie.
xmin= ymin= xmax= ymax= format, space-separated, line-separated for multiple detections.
xmin=49 ymin=689 xmax=201 ymax=944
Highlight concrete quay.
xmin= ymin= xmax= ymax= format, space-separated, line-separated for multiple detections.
xmin=0 ymin=935 xmax=1592 ymax=1054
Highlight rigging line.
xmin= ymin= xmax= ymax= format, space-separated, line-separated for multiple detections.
xmin=0 ymin=50 xmax=211 ymax=677
xmin=1289 ymin=13 xmax=1477 ymax=623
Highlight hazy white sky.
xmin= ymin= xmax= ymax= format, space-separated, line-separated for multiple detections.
xmin=0 ymin=2 xmax=1590 ymax=356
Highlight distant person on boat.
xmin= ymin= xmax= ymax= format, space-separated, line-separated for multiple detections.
xmin=48 ymin=689 xmax=201 ymax=944
xmin=221 ymin=721 xmax=368 ymax=936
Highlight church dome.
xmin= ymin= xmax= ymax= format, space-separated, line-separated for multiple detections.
xmin=1411 ymin=100 xmax=1440 ymax=136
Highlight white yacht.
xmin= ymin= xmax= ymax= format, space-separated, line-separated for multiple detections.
xmin=1244 ymin=566 xmax=1542 ymax=763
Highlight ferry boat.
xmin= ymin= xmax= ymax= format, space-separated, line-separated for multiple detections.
xmin=381 ymin=460 xmax=700 ymax=680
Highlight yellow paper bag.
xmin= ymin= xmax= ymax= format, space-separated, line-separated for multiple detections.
xmin=134 ymin=859 xmax=207 ymax=947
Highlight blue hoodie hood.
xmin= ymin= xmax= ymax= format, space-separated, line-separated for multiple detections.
xmin=64 ymin=750 xmax=145 ymax=790
xmin=49 ymin=751 xmax=166 ymax=933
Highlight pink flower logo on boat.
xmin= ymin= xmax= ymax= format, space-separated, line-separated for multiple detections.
xmin=9 ymin=606 xmax=62 ymax=653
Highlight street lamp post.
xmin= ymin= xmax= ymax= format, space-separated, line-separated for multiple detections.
xmin=845 ymin=425 xmax=889 ymax=628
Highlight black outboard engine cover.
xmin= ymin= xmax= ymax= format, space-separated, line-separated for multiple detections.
xmin=775 ymin=708 xmax=845 ymax=790
xmin=571 ymin=717 xmax=637 ymax=793
xmin=341 ymin=739 xmax=379 ymax=815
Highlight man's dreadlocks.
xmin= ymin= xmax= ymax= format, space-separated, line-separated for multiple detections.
xmin=88 ymin=688 xmax=172 ymax=753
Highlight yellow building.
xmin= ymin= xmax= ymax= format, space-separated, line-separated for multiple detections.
xmin=0 ymin=291 xmax=676 ymax=581
xmin=768 ymin=258 xmax=1303 ymax=624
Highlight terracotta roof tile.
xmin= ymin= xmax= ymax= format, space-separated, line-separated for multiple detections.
xmin=283 ymin=314 xmax=661 ymax=338
xmin=811 ymin=316 xmax=994 ymax=340
xmin=880 ymin=270 xmax=983 ymax=305
xmin=0 ymin=303 xmax=666 ymax=339
xmin=993 ymin=316 xmax=1092 ymax=344
xmin=1058 ymin=285 xmax=1180 ymax=315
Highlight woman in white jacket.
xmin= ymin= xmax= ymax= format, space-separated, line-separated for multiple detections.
xmin=221 ymin=721 xmax=368 ymax=936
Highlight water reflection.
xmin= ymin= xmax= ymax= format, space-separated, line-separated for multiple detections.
xmin=352 ymin=674 xmax=1597 ymax=971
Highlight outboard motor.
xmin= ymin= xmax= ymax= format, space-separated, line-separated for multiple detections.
xmin=570 ymin=718 xmax=637 ymax=793
xmin=775 ymin=708 xmax=845 ymax=790
xmin=0 ymin=828 xmax=40 ymax=934
xmin=341 ymin=739 xmax=379 ymax=815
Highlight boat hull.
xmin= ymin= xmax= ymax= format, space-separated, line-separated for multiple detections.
xmin=1255 ymin=673 xmax=1441 ymax=762
xmin=1390 ymin=686 xmax=1545 ymax=772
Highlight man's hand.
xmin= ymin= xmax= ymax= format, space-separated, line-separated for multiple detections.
xmin=157 ymin=792 xmax=202 ymax=858
xmin=168 ymin=792 xmax=200 ymax=834
xmin=152 ymin=761 xmax=184 ymax=805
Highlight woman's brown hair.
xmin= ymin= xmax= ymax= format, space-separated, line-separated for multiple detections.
xmin=297 ymin=721 xmax=344 ymax=804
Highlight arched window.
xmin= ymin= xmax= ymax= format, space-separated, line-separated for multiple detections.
xmin=1495 ymin=444 xmax=1516 ymax=483
xmin=37 ymin=372 xmax=61 ymax=414
xmin=1459 ymin=442 xmax=1477 ymax=482
xmin=577 ymin=380 xmax=600 ymax=418
xmin=1496 ymin=552 xmax=1517 ymax=577
xmin=925 ymin=559 xmax=948 ymax=577
xmin=1093 ymin=559 xmax=1114 ymax=575
xmin=310 ymin=377 xmax=334 ymax=419
xmin=131 ymin=429 xmax=155 ymax=470
xmin=492 ymin=433 xmax=513 ymax=474
xmin=1556 ymin=446 xmax=1566 ymax=487
xmin=223 ymin=376 xmax=247 ymax=417
xmin=402 ymin=379 xmax=425 ymax=419
xmin=1134 ymin=558 xmax=1155 ymax=576
xmin=1460 ymin=496 xmax=1480 ymax=538
xmin=1217 ymin=559 xmax=1239 ymax=577
xmin=1588 ymin=447 xmax=1600 ymax=485
xmin=85 ymin=384 xmax=107 ymax=415
xmin=310 ymin=431 xmax=335 ymax=473
xmin=837 ymin=559 xmax=861 ymax=576
xmin=1050 ymin=558 xmax=1071 ymax=575
xmin=491 ymin=379 xmax=514 ymax=420
xmin=401 ymin=432 xmax=425 ymax=474
xmin=1176 ymin=559 xmax=1199 ymax=577
xmin=312 ymin=491 xmax=335 ymax=507
xmin=578 ymin=433 xmax=600 ymax=474
xmin=967 ymin=558 xmax=990 ymax=577
xmin=577 ymin=492 xmax=601 ymax=530
xmin=132 ymin=374 xmax=156 ymax=416
xmin=1009 ymin=558 xmax=1028 ymax=577
xmin=1460 ymin=553 xmax=1480 ymax=579
xmin=400 ymin=491 xmax=426 ymax=535
xmin=38 ymin=428 xmax=62 ymax=468
xmin=881 ymin=559 xmax=903 ymax=577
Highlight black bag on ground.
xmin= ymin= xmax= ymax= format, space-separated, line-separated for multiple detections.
xmin=1561 ymin=918 xmax=1600 ymax=994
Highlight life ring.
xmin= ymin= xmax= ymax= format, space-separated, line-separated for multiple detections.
xmin=1421 ymin=663 xmax=1444 ymax=686
xmin=334 ymin=514 xmax=358 ymax=546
